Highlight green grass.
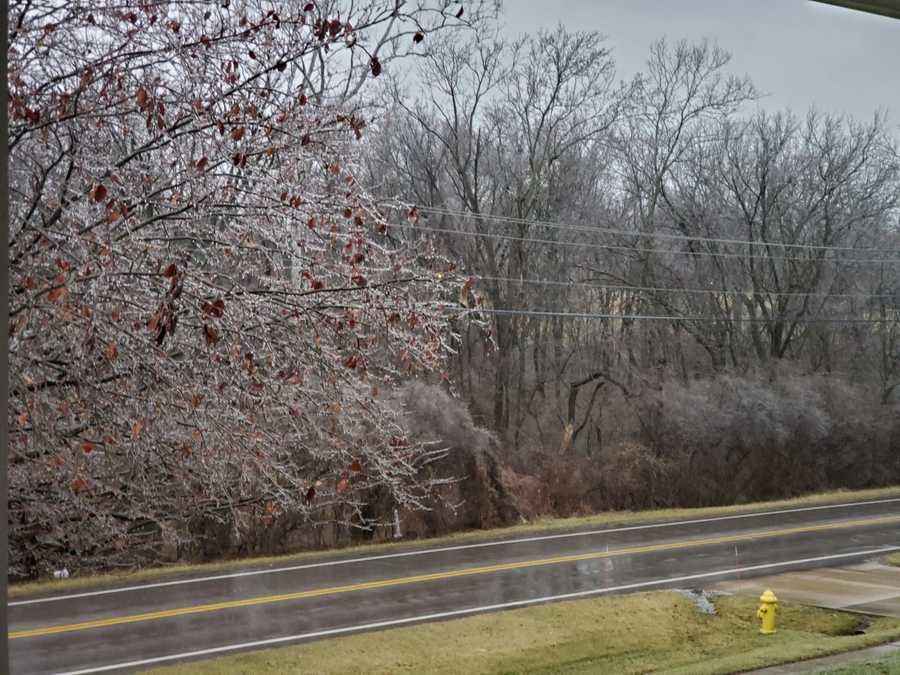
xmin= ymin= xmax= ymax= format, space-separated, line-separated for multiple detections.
xmin=11 ymin=485 xmax=900 ymax=599
xmin=819 ymin=651 xmax=900 ymax=674
xmin=143 ymin=592 xmax=900 ymax=675
xmin=885 ymin=552 xmax=900 ymax=568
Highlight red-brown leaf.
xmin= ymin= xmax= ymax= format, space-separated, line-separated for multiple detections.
xmin=81 ymin=440 xmax=95 ymax=454
xmin=70 ymin=477 xmax=90 ymax=494
xmin=203 ymin=324 xmax=220 ymax=345
xmin=47 ymin=286 xmax=68 ymax=304
xmin=91 ymin=183 xmax=108 ymax=202
xmin=231 ymin=126 xmax=245 ymax=141
xmin=369 ymin=56 xmax=382 ymax=77
xmin=201 ymin=297 xmax=226 ymax=318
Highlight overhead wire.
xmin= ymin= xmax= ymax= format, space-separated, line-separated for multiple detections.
xmin=384 ymin=221 xmax=900 ymax=265
xmin=376 ymin=206 xmax=900 ymax=322
xmin=440 ymin=306 xmax=898 ymax=324
xmin=410 ymin=204 xmax=900 ymax=256
xmin=470 ymin=275 xmax=898 ymax=300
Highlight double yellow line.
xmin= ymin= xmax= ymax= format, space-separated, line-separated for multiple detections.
xmin=10 ymin=514 xmax=900 ymax=640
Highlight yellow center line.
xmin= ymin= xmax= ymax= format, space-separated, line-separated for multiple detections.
xmin=10 ymin=514 xmax=900 ymax=640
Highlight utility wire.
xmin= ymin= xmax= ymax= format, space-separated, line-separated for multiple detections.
xmin=471 ymin=275 xmax=898 ymax=300
xmin=442 ymin=306 xmax=899 ymax=324
xmin=386 ymin=221 xmax=900 ymax=265
xmin=410 ymin=204 xmax=900 ymax=256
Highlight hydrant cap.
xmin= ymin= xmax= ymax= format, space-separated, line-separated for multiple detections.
xmin=760 ymin=589 xmax=777 ymax=603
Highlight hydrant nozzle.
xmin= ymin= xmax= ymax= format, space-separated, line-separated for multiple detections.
xmin=757 ymin=589 xmax=778 ymax=635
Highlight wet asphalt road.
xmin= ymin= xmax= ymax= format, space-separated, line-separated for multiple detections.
xmin=8 ymin=497 xmax=900 ymax=674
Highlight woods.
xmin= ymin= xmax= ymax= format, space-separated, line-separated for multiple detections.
xmin=368 ymin=23 xmax=900 ymax=521
xmin=372 ymin=26 xmax=900 ymax=444
xmin=7 ymin=1 xmax=900 ymax=578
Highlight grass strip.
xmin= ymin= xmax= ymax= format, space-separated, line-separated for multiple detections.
xmin=142 ymin=593 xmax=900 ymax=675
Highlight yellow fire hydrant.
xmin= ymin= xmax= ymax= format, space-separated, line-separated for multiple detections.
xmin=757 ymin=589 xmax=778 ymax=635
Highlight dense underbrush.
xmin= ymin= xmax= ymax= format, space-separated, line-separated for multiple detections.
xmin=13 ymin=376 xmax=899 ymax=579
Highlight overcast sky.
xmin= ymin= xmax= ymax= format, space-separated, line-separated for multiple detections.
xmin=500 ymin=0 xmax=900 ymax=129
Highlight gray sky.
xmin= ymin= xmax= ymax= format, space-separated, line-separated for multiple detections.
xmin=501 ymin=0 xmax=900 ymax=129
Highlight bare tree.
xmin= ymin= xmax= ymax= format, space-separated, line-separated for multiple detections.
xmin=372 ymin=25 xmax=626 ymax=436
xmin=719 ymin=111 xmax=900 ymax=359
xmin=608 ymin=39 xmax=758 ymax=372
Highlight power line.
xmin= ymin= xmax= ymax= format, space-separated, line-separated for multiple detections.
xmin=386 ymin=221 xmax=900 ymax=265
xmin=442 ymin=306 xmax=899 ymax=324
xmin=412 ymin=204 xmax=900 ymax=256
xmin=472 ymin=275 xmax=898 ymax=300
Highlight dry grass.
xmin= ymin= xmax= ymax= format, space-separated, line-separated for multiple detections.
xmin=817 ymin=651 xmax=900 ymax=674
xmin=11 ymin=484 xmax=900 ymax=599
xmin=142 ymin=592 xmax=900 ymax=675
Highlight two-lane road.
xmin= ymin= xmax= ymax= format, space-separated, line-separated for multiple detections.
xmin=9 ymin=497 xmax=900 ymax=674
